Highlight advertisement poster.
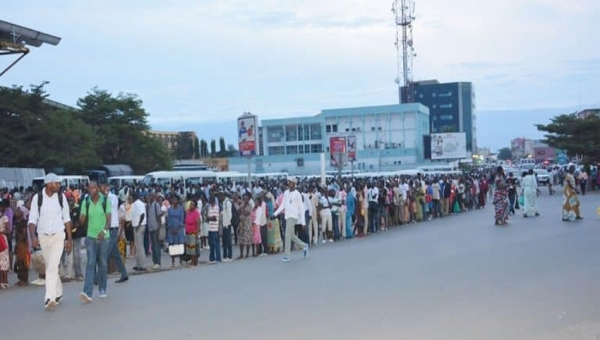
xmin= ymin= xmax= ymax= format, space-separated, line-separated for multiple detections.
xmin=431 ymin=132 xmax=467 ymax=160
xmin=329 ymin=136 xmax=346 ymax=167
xmin=346 ymin=135 xmax=356 ymax=162
xmin=238 ymin=114 xmax=258 ymax=156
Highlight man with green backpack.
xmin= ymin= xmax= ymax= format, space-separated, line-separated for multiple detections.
xmin=78 ymin=181 xmax=111 ymax=303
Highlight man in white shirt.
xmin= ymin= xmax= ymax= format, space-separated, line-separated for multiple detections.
xmin=367 ymin=183 xmax=379 ymax=233
xmin=273 ymin=177 xmax=309 ymax=262
xmin=101 ymin=184 xmax=128 ymax=283
xmin=219 ymin=192 xmax=233 ymax=262
xmin=131 ymin=193 xmax=147 ymax=271
xmin=28 ymin=173 xmax=72 ymax=310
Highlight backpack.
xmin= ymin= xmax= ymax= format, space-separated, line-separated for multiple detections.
xmin=37 ymin=188 xmax=64 ymax=215
xmin=74 ymin=195 xmax=108 ymax=238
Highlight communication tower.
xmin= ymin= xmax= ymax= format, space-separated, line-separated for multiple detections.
xmin=392 ymin=0 xmax=416 ymax=103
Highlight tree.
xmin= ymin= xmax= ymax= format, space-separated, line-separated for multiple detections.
xmin=200 ymin=139 xmax=208 ymax=158
xmin=497 ymin=147 xmax=512 ymax=161
xmin=227 ymin=144 xmax=238 ymax=157
xmin=210 ymin=139 xmax=216 ymax=158
xmin=536 ymin=113 xmax=600 ymax=162
xmin=193 ymin=137 xmax=200 ymax=159
xmin=172 ymin=132 xmax=195 ymax=160
xmin=218 ymin=136 xmax=226 ymax=157
xmin=76 ymin=88 xmax=172 ymax=173
xmin=0 ymin=83 xmax=99 ymax=173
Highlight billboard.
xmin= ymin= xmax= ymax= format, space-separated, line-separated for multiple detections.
xmin=346 ymin=135 xmax=356 ymax=162
xmin=329 ymin=136 xmax=346 ymax=167
xmin=238 ymin=114 xmax=258 ymax=157
xmin=431 ymin=132 xmax=467 ymax=160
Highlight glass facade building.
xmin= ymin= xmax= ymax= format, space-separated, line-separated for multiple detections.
xmin=402 ymin=80 xmax=476 ymax=152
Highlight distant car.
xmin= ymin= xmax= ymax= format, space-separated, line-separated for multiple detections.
xmin=534 ymin=169 xmax=550 ymax=186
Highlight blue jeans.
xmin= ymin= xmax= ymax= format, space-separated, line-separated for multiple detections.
xmin=332 ymin=214 xmax=340 ymax=240
xmin=222 ymin=227 xmax=233 ymax=259
xmin=149 ymin=230 xmax=161 ymax=266
xmin=208 ymin=231 xmax=221 ymax=262
xmin=107 ymin=229 xmax=128 ymax=279
xmin=84 ymin=237 xmax=108 ymax=297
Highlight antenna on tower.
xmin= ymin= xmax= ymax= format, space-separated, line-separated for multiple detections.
xmin=392 ymin=0 xmax=416 ymax=104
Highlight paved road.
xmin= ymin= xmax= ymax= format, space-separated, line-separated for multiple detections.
xmin=2 ymin=192 xmax=600 ymax=340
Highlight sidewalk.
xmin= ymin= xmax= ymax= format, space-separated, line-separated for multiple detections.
xmin=4 ymin=240 xmax=312 ymax=289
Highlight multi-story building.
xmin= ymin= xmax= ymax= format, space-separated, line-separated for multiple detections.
xmin=228 ymin=103 xmax=430 ymax=175
xmin=577 ymin=108 xmax=599 ymax=119
xmin=402 ymin=80 xmax=477 ymax=153
xmin=148 ymin=130 xmax=197 ymax=155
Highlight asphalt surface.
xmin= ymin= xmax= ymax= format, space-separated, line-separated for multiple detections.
xmin=2 ymin=190 xmax=600 ymax=340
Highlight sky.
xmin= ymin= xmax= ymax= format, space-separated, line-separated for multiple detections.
xmin=2 ymin=0 xmax=599 ymax=151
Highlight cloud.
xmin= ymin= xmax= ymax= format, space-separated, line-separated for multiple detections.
xmin=1 ymin=0 xmax=599 ymax=137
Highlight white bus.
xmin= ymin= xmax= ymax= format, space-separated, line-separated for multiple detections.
xmin=142 ymin=170 xmax=217 ymax=189
xmin=108 ymin=176 xmax=144 ymax=188
xmin=216 ymin=171 xmax=253 ymax=183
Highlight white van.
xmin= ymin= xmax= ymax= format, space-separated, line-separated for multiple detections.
xmin=142 ymin=170 xmax=217 ymax=189
xmin=108 ymin=176 xmax=144 ymax=188
xmin=32 ymin=175 xmax=90 ymax=191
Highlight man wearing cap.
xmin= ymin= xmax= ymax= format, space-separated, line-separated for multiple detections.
xmin=272 ymin=177 xmax=309 ymax=262
xmin=28 ymin=173 xmax=72 ymax=310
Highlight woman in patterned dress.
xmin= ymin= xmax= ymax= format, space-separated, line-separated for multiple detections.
xmin=493 ymin=166 xmax=510 ymax=225
xmin=562 ymin=164 xmax=583 ymax=221
xmin=0 ymin=215 xmax=10 ymax=289
xmin=237 ymin=192 xmax=253 ymax=259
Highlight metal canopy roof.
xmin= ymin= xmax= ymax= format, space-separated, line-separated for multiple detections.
xmin=0 ymin=20 xmax=61 ymax=47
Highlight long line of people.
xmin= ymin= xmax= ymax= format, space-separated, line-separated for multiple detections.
xmin=0 ymin=166 xmax=586 ymax=293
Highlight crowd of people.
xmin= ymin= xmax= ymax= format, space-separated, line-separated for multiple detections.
xmin=0 ymin=163 xmax=595 ymax=309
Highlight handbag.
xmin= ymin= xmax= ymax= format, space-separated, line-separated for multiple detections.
xmin=518 ymin=195 xmax=524 ymax=207
xmin=168 ymin=244 xmax=184 ymax=256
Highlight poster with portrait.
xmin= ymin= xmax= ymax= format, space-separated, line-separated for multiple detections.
xmin=346 ymin=135 xmax=356 ymax=162
xmin=329 ymin=136 xmax=346 ymax=167
xmin=430 ymin=132 xmax=467 ymax=160
xmin=238 ymin=114 xmax=258 ymax=156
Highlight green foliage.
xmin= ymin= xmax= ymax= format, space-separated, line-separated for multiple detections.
xmin=0 ymin=84 xmax=172 ymax=174
xmin=210 ymin=139 xmax=216 ymax=158
xmin=200 ymin=139 xmax=208 ymax=158
xmin=536 ymin=113 xmax=600 ymax=162
xmin=172 ymin=132 xmax=195 ymax=160
xmin=218 ymin=136 xmax=226 ymax=156
xmin=497 ymin=147 xmax=512 ymax=161
xmin=193 ymin=137 xmax=200 ymax=159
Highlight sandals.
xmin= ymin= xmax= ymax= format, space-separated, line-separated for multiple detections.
xmin=0 ymin=283 xmax=9 ymax=289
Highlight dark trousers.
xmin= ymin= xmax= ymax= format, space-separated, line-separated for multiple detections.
xmin=295 ymin=224 xmax=309 ymax=245
xmin=143 ymin=227 xmax=150 ymax=255
xmin=149 ymin=230 xmax=161 ymax=265
xmin=259 ymin=225 xmax=268 ymax=254
xmin=222 ymin=226 xmax=233 ymax=259
xmin=208 ymin=231 xmax=221 ymax=262
xmin=368 ymin=203 xmax=379 ymax=233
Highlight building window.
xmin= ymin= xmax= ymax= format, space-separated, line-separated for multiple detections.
xmin=311 ymin=144 xmax=323 ymax=153
xmin=286 ymin=145 xmax=298 ymax=154
xmin=440 ymin=114 xmax=453 ymax=121
xmin=267 ymin=126 xmax=284 ymax=143
xmin=440 ymin=104 xmax=453 ymax=109
xmin=332 ymin=124 xmax=338 ymax=133
xmin=268 ymin=146 xmax=285 ymax=155
xmin=326 ymin=125 xmax=331 ymax=133
xmin=310 ymin=124 xmax=322 ymax=140
xmin=285 ymin=125 xmax=298 ymax=142
xmin=298 ymin=125 xmax=304 ymax=141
